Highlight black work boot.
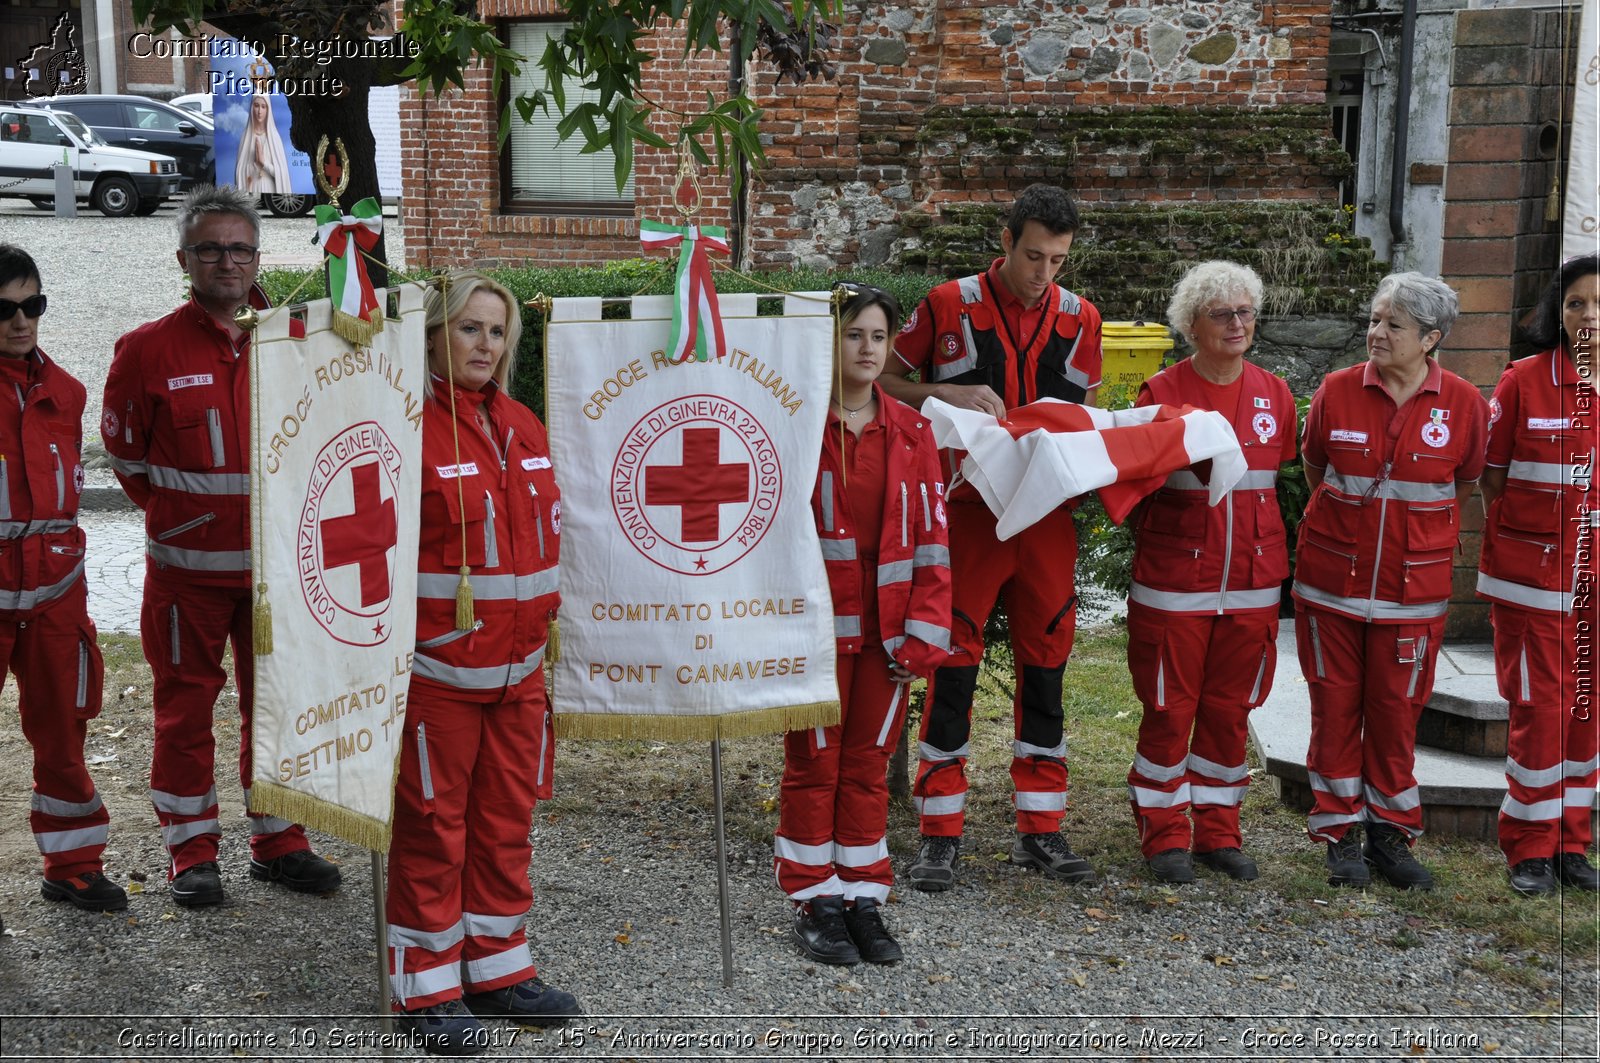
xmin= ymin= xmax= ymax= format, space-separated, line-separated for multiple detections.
xmin=1509 ymin=857 xmax=1556 ymax=897
xmin=1556 ymin=852 xmax=1600 ymax=891
xmin=1195 ymin=847 xmax=1260 ymax=881
xmin=1011 ymin=831 xmax=1096 ymax=883
xmin=41 ymin=871 xmax=128 ymax=911
xmin=791 ymin=896 xmax=859 ymax=965
xmin=1325 ymin=826 xmax=1370 ymax=888
xmin=1146 ymin=848 xmax=1195 ymax=884
xmin=842 ymin=899 xmax=903 ymax=964
xmin=1364 ymin=823 xmax=1433 ymax=891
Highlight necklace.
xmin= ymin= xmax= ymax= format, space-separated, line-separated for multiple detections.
xmin=835 ymin=395 xmax=874 ymax=419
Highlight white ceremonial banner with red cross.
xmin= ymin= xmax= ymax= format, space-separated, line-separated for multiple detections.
xmin=1566 ymin=0 xmax=1599 ymax=261
xmin=249 ymin=284 xmax=427 ymax=851
xmin=546 ymin=292 xmax=841 ymax=740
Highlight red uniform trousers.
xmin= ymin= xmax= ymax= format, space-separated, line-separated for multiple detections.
xmin=1491 ymin=603 xmax=1600 ymax=865
xmin=916 ymin=500 xmax=1077 ymax=836
xmin=1296 ymin=604 xmax=1444 ymax=842
xmin=8 ymin=581 xmax=108 ymax=878
xmin=141 ymin=570 xmax=307 ymax=877
xmin=1124 ymin=603 xmax=1277 ymax=857
xmin=775 ymin=638 xmax=907 ymax=904
xmin=385 ymin=680 xmax=553 ymax=1009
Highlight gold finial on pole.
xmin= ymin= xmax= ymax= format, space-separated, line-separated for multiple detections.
xmin=314 ymin=134 xmax=352 ymax=212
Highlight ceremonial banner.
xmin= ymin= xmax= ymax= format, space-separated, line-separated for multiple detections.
xmin=546 ymin=292 xmax=839 ymax=739
xmin=249 ymin=285 xmax=427 ymax=851
xmin=924 ymin=398 xmax=1248 ymax=538
xmin=1566 ymin=0 xmax=1599 ymax=261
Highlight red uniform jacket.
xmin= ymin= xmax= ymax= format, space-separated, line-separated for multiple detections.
xmin=101 ymin=289 xmax=282 ymax=587
xmin=812 ymin=387 xmax=952 ymax=677
xmin=412 ymin=376 xmax=561 ymax=701
xmin=0 ymin=347 xmax=88 ymax=615
xmin=1293 ymin=360 xmax=1487 ymax=623
xmin=1477 ymin=349 xmax=1598 ymax=614
xmin=1130 ymin=358 xmax=1295 ymax=615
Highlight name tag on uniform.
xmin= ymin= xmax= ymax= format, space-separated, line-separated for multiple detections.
xmin=168 ymin=374 xmax=213 ymax=390
xmin=1329 ymin=429 xmax=1368 ymax=443
xmin=1528 ymin=417 xmax=1569 ymax=430
xmin=436 ymin=462 xmax=479 ymax=478
xmin=522 ymin=456 xmax=551 ymax=471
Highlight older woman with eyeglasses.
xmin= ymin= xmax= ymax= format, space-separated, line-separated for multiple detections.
xmin=1125 ymin=261 xmax=1295 ymax=884
xmin=1293 ymin=272 xmax=1488 ymax=891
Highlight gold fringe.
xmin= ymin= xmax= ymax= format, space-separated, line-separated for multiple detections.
xmin=546 ymin=618 xmax=560 ymax=664
xmin=553 ymin=700 xmax=839 ymax=742
xmin=331 ymin=307 xmax=383 ymax=349
xmin=248 ymin=779 xmax=392 ymax=853
xmin=454 ymin=566 xmax=475 ymax=630
xmin=252 ymin=583 xmax=273 ymax=656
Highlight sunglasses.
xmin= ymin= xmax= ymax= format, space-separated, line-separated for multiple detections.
xmin=0 ymin=294 xmax=47 ymax=320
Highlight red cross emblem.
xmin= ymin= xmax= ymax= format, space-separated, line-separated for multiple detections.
xmin=320 ymin=461 xmax=398 ymax=607
xmin=644 ymin=427 xmax=750 ymax=543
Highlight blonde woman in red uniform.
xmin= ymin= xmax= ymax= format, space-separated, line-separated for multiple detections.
xmin=386 ymin=272 xmax=577 ymax=1055
xmin=776 ymin=283 xmax=951 ymax=965
xmin=1478 ymin=252 xmax=1600 ymax=897
xmin=1125 ymin=261 xmax=1295 ymax=884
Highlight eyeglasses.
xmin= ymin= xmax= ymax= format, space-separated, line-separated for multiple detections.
xmin=0 ymin=294 xmax=47 ymax=320
xmin=185 ymin=243 xmax=259 ymax=264
xmin=1205 ymin=307 xmax=1258 ymax=324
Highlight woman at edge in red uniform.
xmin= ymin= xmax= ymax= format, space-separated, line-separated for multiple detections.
xmin=1125 ymin=261 xmax=1295 ymax=884
xmin=1293 ymin=272 xmax=1488 ymax=891
xmin=1478 ymin=252 xmax=1600 ymax=897
xmin=386 ymin=272 xmax=579 ymax=1055
xmin=775 ymin=283 xmax=951 ymax=965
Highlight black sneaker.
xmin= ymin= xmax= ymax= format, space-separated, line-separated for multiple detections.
xmin=1325 ymin=826 xmax=1369 ymax=888
xmin=842 ymin=899 xmax=903 ymax=964
xmin=249 ymin=849 xmax=342 ymax=894
xmin=1509 ymin=857 xmax=1556 ymax=897
xmin=465 ymin=977 xmax=581 ymax=1027
xmin=1364 ymin=824 xmax=1433 ymax=891
xmin=1011 ymin=832 xmax=1097 ymax=884
xmin=1146 ymin=848 xmax=1195 ymax=884
xmin=41 ymin=871 xmax=128 ymax=912
xmin=907 ymin=834 xmax=960 ymax=892
xmin=1195 ymin=847 xmax=1260 ymax=881
xmin=791 ymin=895 xmax=860 ymax=965
xmin=398 ymin=998 xmax=486 ymax=1056
xmin=1556 ymin=852 xmax=1600 ymax=891
xmin=171 ymin=861 xmax=225 ymax=907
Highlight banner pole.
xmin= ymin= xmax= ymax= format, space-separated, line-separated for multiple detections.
xmin=373 ymin=852 xmax=394 ymax=1058
xmin=710 ymin=738 xmax=734 ymax=988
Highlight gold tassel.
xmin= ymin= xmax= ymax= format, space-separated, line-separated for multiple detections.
xmin=454 ymin=564 xmax=475 ymax=630
xmin=546 ymin=617 xmax=560 ymax=664
xmin=252 ymin=582 xmax=273 ymax=655
xmin=1546 ymin=170 xmax=1562 ymax=223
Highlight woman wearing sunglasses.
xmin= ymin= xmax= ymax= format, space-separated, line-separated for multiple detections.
xmin=1293 ymin=273 xmax=1488 ymax=891
xmin=1124 ymin=261 xmax=1295 ymax=884
xmin=0 ymin=244 xmax=117 ymax=912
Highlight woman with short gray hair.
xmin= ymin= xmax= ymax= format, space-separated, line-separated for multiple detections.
xmin=1124 ymin=260 xmax=1295 ymax=884
xmin=1292 ymin=272 xmax=1489 ymax=892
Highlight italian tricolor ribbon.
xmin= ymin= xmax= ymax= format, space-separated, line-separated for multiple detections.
xmin=315 ymin=197 xmax=384 ymax=347
xmin=640 ymin=219 xmax=729 ymax=363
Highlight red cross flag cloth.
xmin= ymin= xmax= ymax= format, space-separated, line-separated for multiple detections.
xmin=545 ymin=292 xmax=840 ymax=740
xmin=248 ymin=285 xmax=426 ymax=852
xmin=922 ymin=397 xmax=1247 ymax=539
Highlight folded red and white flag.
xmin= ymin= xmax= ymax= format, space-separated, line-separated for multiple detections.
xmin=921 ymin=397 xmax=1246 ymax=539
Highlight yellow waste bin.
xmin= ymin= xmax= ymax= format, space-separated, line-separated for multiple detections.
xmin=1100 ymin=322 xmax=1175 ymax=394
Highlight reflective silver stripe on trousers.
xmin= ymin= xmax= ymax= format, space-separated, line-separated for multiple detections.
xmin=463 ymin=911 xmax=527 ymax=939
xmin=145 ymin=464 xmax=250 ymax=495
xmin=1132 ymin=752 xmax=1185 ymax=783
xmin=1308 ymin=771 xmax=1362 ymax=798
xmin=1307 ymin=811 xmax=1361 ymax=839
xmin=819 ymin=538 xmax=856 ymax=561
xmin=834 ymin=614 xmax=861 ymax=638
xmin=834 ymin=840 xmax=889 ymax=867
xmin=1191 ymin=784 xmax=1247 ymax=806
xmin=0 ymin=517 xmax=77 ymax=540
xmin=416 ymin=569 xmax=560 ymax=601
xmin=1506 ymin=459 xmax=1577 ymax=485
xmin=31 ymin=791 xmax=103 ymax=817
xmin=1015 ymin=739 xmax=1066 ymax=758
xmin=391 ymin=962 xmax=461 ymax=1007
xmin=842 ymin=880 xmax=891 ymax=904
xmin=463 ymin=942 xmax=533 ymax=987
xmin=915 ymin=794 xmax=966 ymax=816
xmin=903 ymin=619 xmax=951 ymax=649
xmin=1501 ymin=793 xmax=1563 ymax=820
xmin=240 ymin=787 xmax=294 ymax=835
xmin=413 ymin=645 xmax=547 ymax=690
xmin=146 ymin=542 xmax=249 ymax=572
xmin=1476 ymin=572 xmax=1572 ymax=614
xmin=1565 ymin=786 xmax=1595 ymax=806
xmin=35 ymin=824 xmax=109 ymax=852
xmin=1129 ymin=582 xmax=1280 ymax=613
xmin=1363 ymin=784 xmax=1421 ymax=812
xmin=388 ymin=920 xmax=465 ymax=951
xmin=1188 ymin=753 xmax=1249 ymax=783
xmin=786 ymin=874 xmax=846 ymax=902
xmin=1566 ymin=754 xmax=1600 ymax=776
xmin=1321 ymin=470 xmax=1454 ymax=503
xmin=162 ymin=818 xmax=220 ymax=848
xmin=152 ymin=786 xmax=219 ymax=816
xmin=1128 ymin=783 xmax=1191 ymax=808
xmin=774 ymin=836 xmax=832 ymax=864
xmin=0 ymin=560 xmax=83 ymax=610
xmin=919 ymin=741 xmax=969 ymax=761
xmin=1014 ymin=791 xmax=1067 ymax=812
xmin=1292 ymin=580 xmax=1448 ymax=621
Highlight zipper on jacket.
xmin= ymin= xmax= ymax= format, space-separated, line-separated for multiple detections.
xmin=1402 ymin=557 xmax=1450 ymax=585
xmin=123 ymin=401 xmax=133 ymax=444
xmin=900 ymin=482 xmax=908 ymax=548
xmin=50 ymin=543 xmax=84 ymax=557
xmin=1308 ymin=613 xmax=1325 ymax=679
xmin=535 ymin=505 xmax=546 ymax=559
xmin=920 ymin=483 xmax=932 ymax=532
xmin=206 ymin=408 xmax=225 ymax=468
xmin=1306 ymin=537 xmax=1360 ymax=577
xmin=1218 ymin=489 xmax=1235 ymax=613
xmin=76 ymin=638 xmax=89 ymax=709
xmin=1365 ymin=495 xmax=1390 ymax=618
xmin=169 ymin=604 xmax=181 ymax=666
xmin=49 ymin=443 xmax=63 ymax=510
xmin=483 ymin=492 xmax=498 ymax=568
xmin=416 ymin=721 xmax=435 ymax=802
xmin=417 ymin=618 xmax=484 ymax=649
xmin=0 ymin=455 xmax=11 ymax=521
xmin=1407 ymin=451 xmax=1454 ymax=464
xmin=156 ymin=511 xmax=216 ymax=541
xmin=12 ymin=384 xmax=23 ymax=412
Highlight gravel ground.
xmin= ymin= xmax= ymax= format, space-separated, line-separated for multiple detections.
xmin=0 ymin=204 xmax=1596 ymax=1061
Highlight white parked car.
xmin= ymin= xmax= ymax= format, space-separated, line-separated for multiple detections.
xmin=171 ymin=93 xmax=214 ymax=121
xmin=0 ymin=103 xmax=182 ymax=216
